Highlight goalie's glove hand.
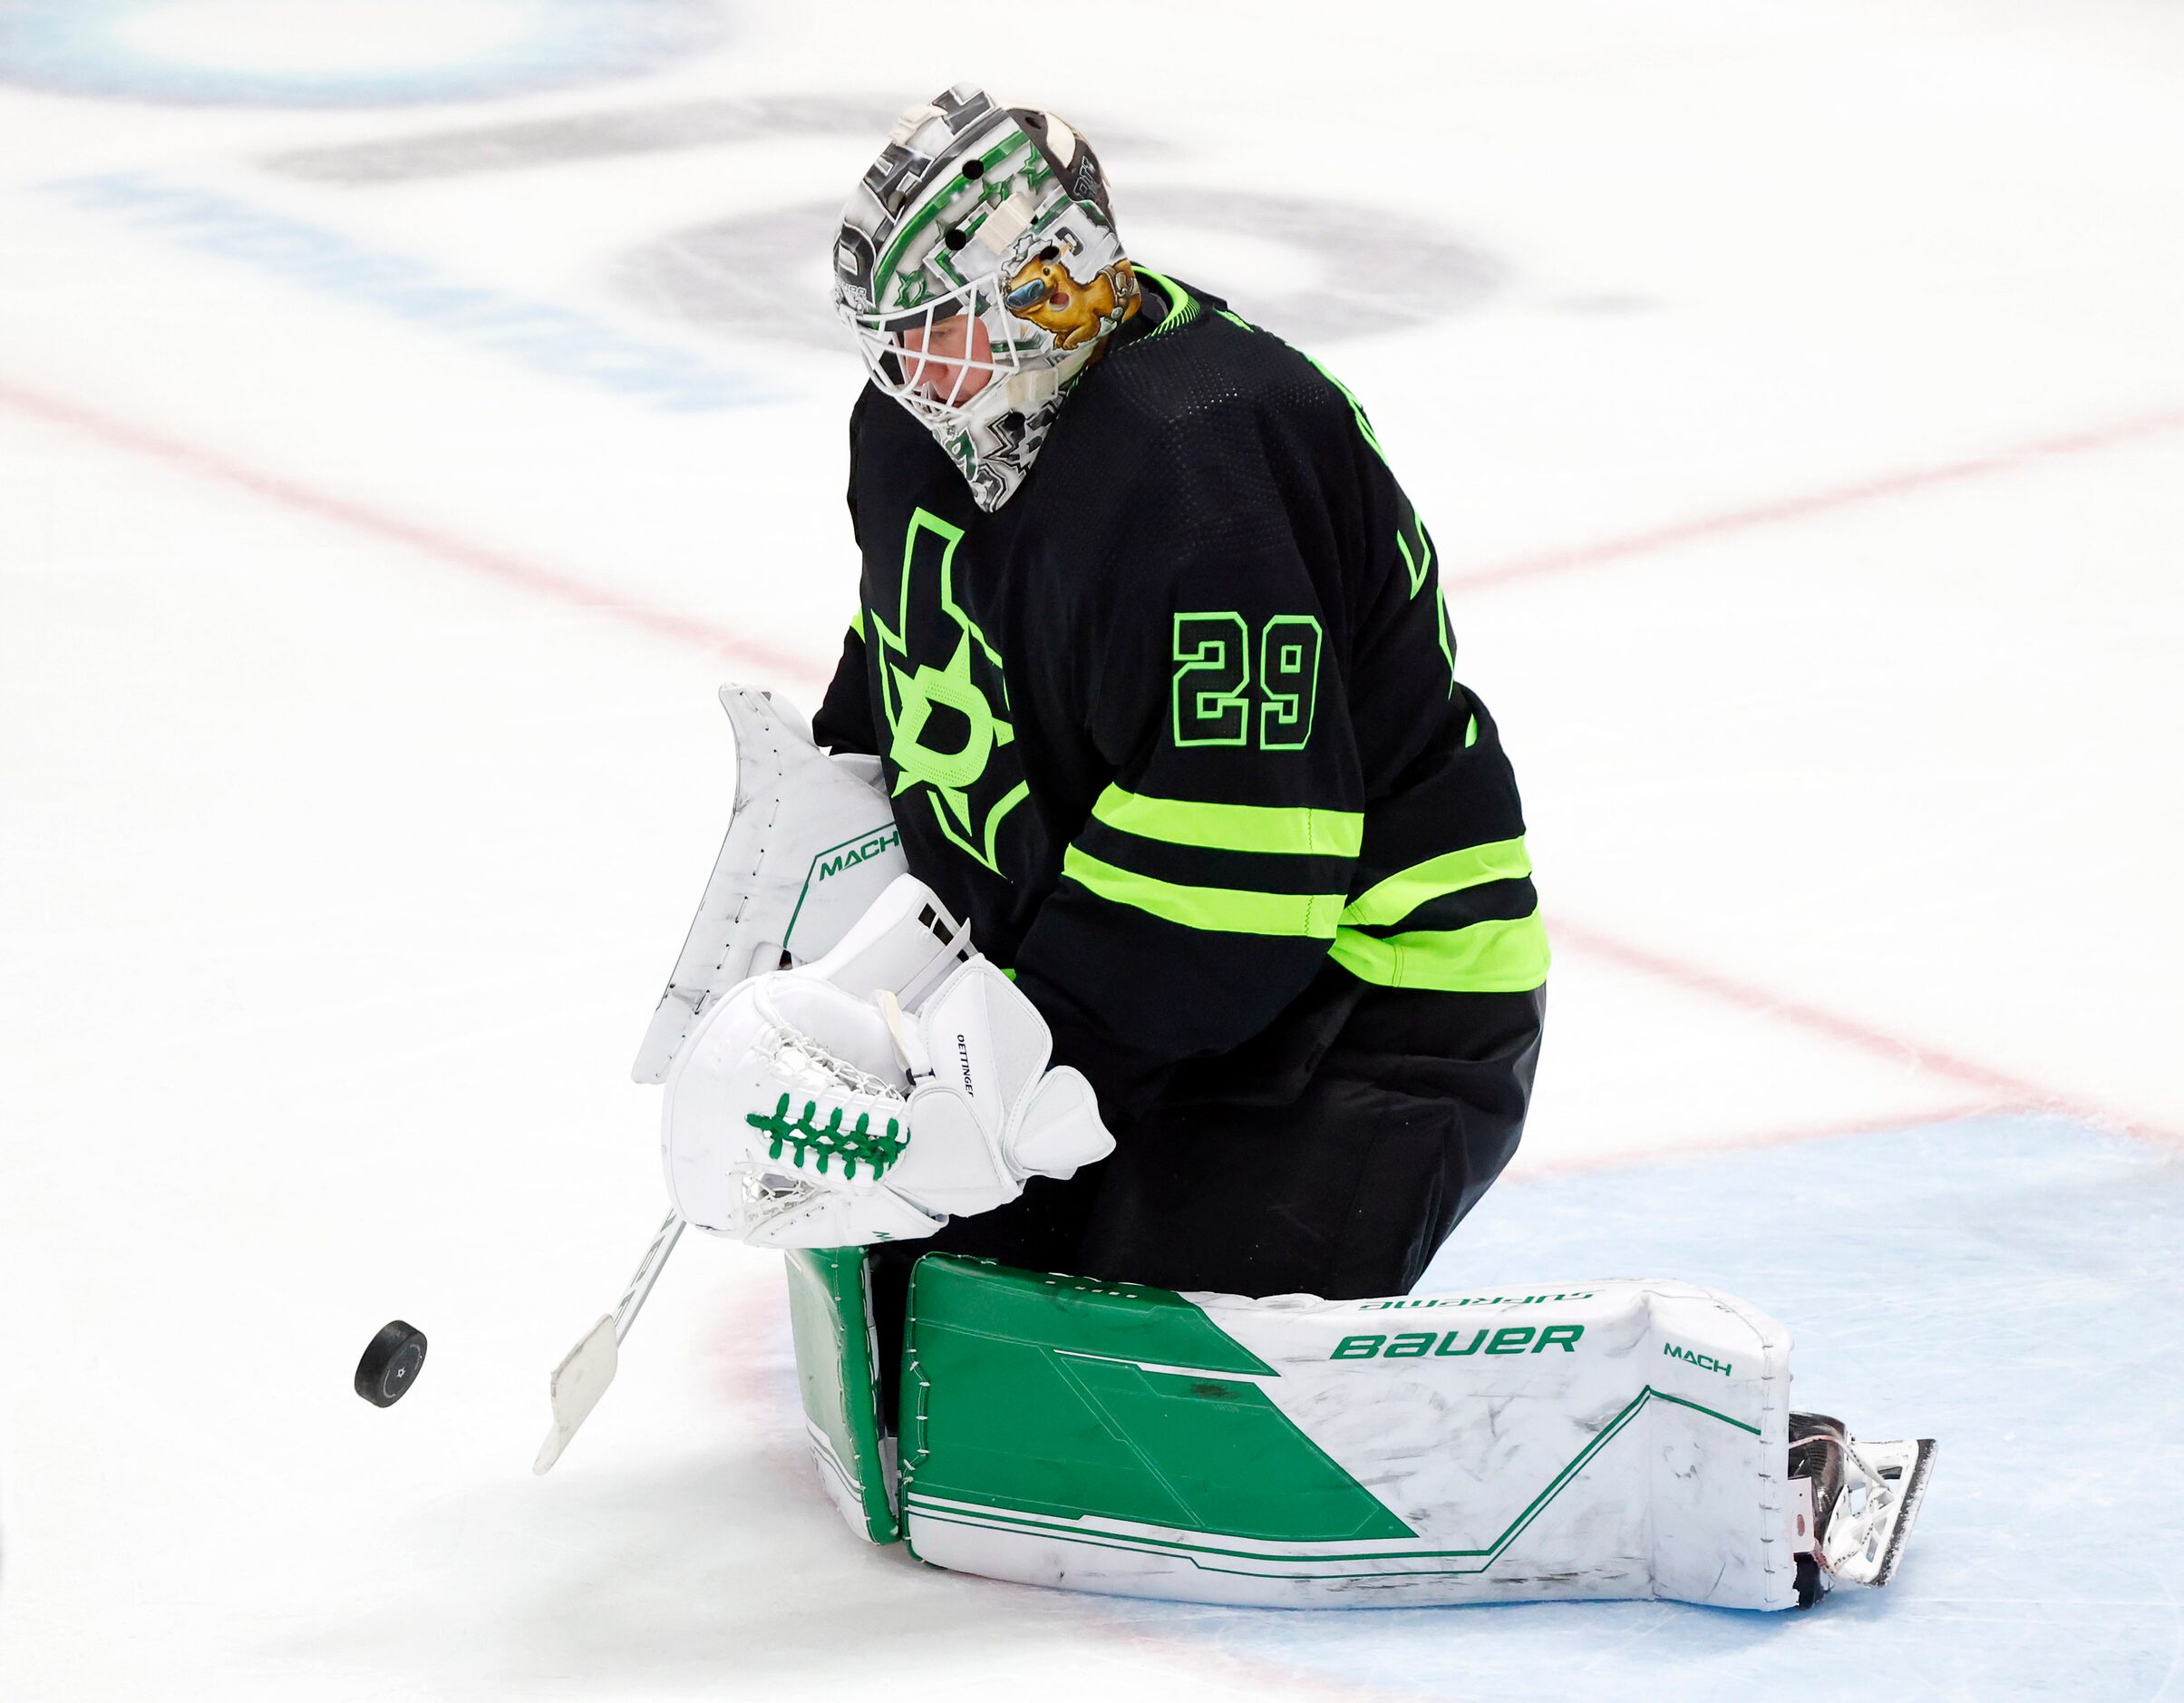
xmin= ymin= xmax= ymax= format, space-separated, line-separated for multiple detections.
xmin=659 ymin=878 xmax=1114 ymax=1248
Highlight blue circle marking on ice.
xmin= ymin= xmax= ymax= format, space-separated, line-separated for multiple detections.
xmin=0 ymin=0 xmax=728 ymax=107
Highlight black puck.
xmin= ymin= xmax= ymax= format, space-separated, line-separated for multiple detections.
xmin=354 ymin=1319 xmax=428 ymax=1407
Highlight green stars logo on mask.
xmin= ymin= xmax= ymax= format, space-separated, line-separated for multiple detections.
xmin=869 ymin=509 xmax=1029 ymax=876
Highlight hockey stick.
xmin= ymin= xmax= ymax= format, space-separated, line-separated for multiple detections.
xmin=533 ymin=1210 xmax=686 ymax=1474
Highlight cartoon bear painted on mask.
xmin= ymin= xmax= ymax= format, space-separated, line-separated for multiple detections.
xmin=1004 ymin=251 xmax=1140 ymax=351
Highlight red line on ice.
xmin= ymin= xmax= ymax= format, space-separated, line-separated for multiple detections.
xmin=1449 ymin=404 xmax=2184 ymax=592
xmin=0 ymin=377 xmax=821 ymax=684
xmin=7 ymin=375 xmax=2175 ymax=1149
xmin=1550 ymin=916 xmax=2180 ymax=1144
xmin=1507 ymin=1099 xmax=2013 ymax=1178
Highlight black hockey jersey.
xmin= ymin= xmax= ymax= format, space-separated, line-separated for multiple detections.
xmin=814 ymin=272 xmax=1547 ymax=1121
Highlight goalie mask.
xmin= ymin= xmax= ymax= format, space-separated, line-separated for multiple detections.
xmin=831 ymin=83 xmax=1141 ymax=512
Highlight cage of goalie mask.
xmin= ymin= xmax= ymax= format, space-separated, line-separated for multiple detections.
xmin=831 ymin=84 xmax=1140 ymax=512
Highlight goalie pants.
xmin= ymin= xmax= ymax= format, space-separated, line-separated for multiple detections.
xmin=869 ymin=980 xmax=1546 ymax=1421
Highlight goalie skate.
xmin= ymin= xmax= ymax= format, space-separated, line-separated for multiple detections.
xmin=1789 ymin=1412 xmax=1936 ymax=1607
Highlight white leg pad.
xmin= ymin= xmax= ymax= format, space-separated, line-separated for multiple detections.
xmin=900 ymin=1260 xmax=1801 ymax=1611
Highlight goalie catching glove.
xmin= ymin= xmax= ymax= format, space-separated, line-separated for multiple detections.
xmin=661 ymin=875 xmax=1115 ymax=1247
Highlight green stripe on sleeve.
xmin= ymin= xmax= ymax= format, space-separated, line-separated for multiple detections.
xmin=1063 ymin=847 xmax=1344 ymax=939
xmin=1340 ymin=836 xmax=1532 ymax=928
xmin=849 ymin=608 xmax=866 ymax=641
xmin=1092 ymin=784 xmax=1364 ymax=858
xmin=1329 ymin=910 xmax=1550 ymax=993
xmin=1130 ymin=267 xmax=1202 ymax=338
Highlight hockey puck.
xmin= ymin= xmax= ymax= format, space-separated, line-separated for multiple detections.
xmin=354 ymin=1320 xmax=428 ymax=1407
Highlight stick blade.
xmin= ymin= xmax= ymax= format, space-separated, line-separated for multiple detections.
xmin=533 ymin=1315 xmax=618 ymax=1475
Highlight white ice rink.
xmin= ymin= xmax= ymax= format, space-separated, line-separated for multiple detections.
xmin=2 ymin=2 xmax=2181 ymax=1697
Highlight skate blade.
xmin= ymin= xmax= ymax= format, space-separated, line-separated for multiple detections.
xmin=1869 ymin=1436 xmax=1936 ymax=1588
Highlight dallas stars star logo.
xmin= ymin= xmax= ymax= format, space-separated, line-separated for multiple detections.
xmin=869 ymin=509 xmax=1029 ymax=876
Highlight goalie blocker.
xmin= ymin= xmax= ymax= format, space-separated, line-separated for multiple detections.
xmin=788 ymin=1250 xmax=1934 ymax=1611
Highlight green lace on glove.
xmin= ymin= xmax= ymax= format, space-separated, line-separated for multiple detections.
xmin=745 ymin=1095 xmax=908 ymax=1182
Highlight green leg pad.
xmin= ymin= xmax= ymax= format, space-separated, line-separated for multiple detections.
xmin=783 ymin=1247 xmax=898 ymax=1544
xmin=900 ymin=1254 xmax=1410 ymax=1551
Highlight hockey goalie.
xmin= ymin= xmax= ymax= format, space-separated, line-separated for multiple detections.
xmin=619 ymin=84 xmax=1934 ymax=1611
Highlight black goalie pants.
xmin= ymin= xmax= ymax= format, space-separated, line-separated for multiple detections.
xmin=867 ymin=983 xmax=1546 ymax=1424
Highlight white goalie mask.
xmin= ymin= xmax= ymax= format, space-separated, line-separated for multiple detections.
xmin=831 ymin=83 xmax=1141 ymax=511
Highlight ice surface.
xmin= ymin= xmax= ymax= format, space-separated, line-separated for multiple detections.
xmin=1151 ymin=1115 xmax=2184 ymax=1700
xmin=1 ymin=1 xmax=2179 ymax=1698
